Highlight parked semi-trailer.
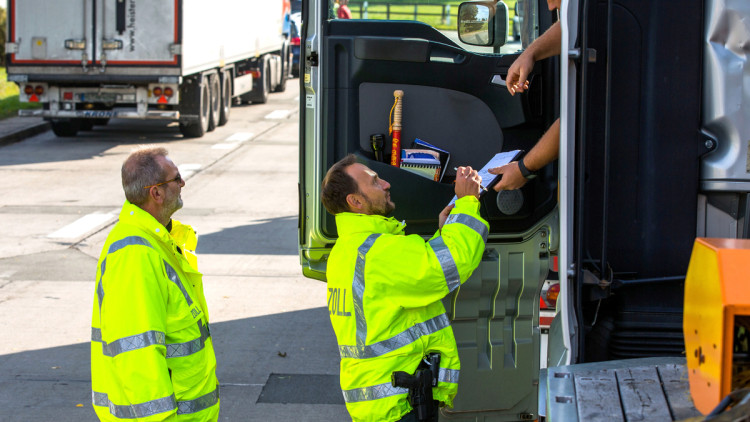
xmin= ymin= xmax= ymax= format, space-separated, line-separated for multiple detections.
xmin=5 ymin=0 xmax=292 ymax=137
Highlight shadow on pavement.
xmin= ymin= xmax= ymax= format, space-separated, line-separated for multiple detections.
xmin=0 ymin=119 xmax=186 ymax=167
xmin=0 ymin=307 xmax=343 ymax=421
xmin=197 ymin=216 xmax=298 ymax=255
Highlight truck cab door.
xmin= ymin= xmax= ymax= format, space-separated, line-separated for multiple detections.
xmin=300 ymin=0 xmax=560 ymax=419
xmin=8 ymin=0 xmax=94 ymax=66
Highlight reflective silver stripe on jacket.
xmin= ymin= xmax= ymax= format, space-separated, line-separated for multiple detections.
xmin=93 ymin=323 xmax=210 ymax=359
xmin=342 ymin=382 xmax=407 ymax=403
xmin=438 ymin=367 xmax=459 ymax=384
xmin=445 ymin=213 xmax=489 ymax=242
xmin=167 ymin=321 xmax=211 ymax=358
xmin=164 ymin=261 xmax=193 ymax=306
xmin=339 ymin=313 xmax=451 ymax=359
xmin=92 ymin=391 xmax=177 ymax=419
xmin=176 ymin=387 xmax=220 ymax=414
xmin=97 ymin=236 xmax=153 ymax=314
xmin=352 ymin=234 xmax=381 ymax=348
xmin=428 ymin=237 xmax=461 ymax=292
xmin=91 ymin=327 xmax=166 ymax=358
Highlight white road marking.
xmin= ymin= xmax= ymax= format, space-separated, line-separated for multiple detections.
xmin=179 ymin=163 xmax=202 ymax=178
xmin=47 ymin=212 xmax=117 ymax=239
xmin=264 ymin=109 xmax=292 ymax=120
xmin=225 ymin=132 xmax=254 ymax=143
xmin=211 ymin=143 xmax=238 ymax=150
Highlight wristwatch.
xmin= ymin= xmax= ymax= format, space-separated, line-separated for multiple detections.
xmin=517 ymin=159 xmax=536 ymax=179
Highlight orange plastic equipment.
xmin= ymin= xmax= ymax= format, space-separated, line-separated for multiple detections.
xmin=683 ymin=238 xmax=750 ymax=414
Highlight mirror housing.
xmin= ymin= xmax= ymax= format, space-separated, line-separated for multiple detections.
xmin=457 ymin=1 xmax=508 ymax=51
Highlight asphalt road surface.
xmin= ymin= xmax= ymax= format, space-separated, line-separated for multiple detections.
xmin=0 ymin=80 xmax=349 ymax=421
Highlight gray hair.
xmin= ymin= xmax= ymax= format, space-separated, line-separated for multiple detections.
xmin=121 ymin=146 xmax=169 ymax=206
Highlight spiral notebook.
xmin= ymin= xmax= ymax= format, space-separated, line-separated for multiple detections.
xmin=400 ymin=149 xmax=441 ymax=181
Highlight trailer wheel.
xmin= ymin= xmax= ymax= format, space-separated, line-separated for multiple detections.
xmin=207 ymin=74 xmax=220 ymax=132
xmin=248 ymin=56 xmax=270 ymax=104
xmin=274 ymin=47 xmax=289 ymax=93
xmin=218 ymin=71 xmax=231 ymax=126
xmin=179 ymin=78 xmax=210 ymax=138
xmin=51 ymin=120 xmax=80 ymax=137
xmin=79 ymin=119 xmax=95 ymax=131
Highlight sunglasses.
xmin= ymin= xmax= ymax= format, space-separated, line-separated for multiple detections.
xmin=143 ymin=173 xmax=183 ymax=189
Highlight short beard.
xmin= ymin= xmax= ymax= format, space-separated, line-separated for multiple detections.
xmin=160 ymin=195 xmax=183 ymax=223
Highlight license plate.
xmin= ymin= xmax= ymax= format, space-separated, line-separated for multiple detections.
xmin=79 ymin=93 xmax=116 ymax=103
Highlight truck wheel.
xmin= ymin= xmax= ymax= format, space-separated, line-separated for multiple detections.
xmin=179 ymin=78 xmax=210 ymax=138
xmin=207 ymin=74 xmax=220 ymax=132
xmin=218 ymin=71 xmax=231 ymax=126
xmin=249 ymin=57 xmax=270 ymax=104
xmin=79 ymin=119 xmax=95 ymax=131
xmin=274 ymin=49 xmax=288 ymax=93
xmin=51 ymin=120 xmax=80 ymax=137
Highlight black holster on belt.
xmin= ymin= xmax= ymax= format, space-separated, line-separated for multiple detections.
xmin=391 ymin=353 xmax=441 ymax=421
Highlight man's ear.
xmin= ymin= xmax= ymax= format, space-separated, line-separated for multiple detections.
xmin=148 ymin=186 xmax=165 ymax=205
xmin=345 ymin=193 xmax=362 ymax=212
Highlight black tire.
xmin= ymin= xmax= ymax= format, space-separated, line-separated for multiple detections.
xmin=79 ymin=119 xmax=95 ymax=131
xmin=51 ymin=120 xmax=80 ymax=137
xmin=274 ymin=49 xmax=289 ymax=93
xmin=179 ymin=78 xmax=210 ymax=138
xmin=248 ymin=57 xmax=270 ymax=104
xmin=207 ymin=74 xmax=220 ymax=132
xmin=218 ymin=71 xmax=231 ymax=126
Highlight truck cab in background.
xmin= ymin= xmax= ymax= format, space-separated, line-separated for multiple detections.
xmin=298 ymin=0 xmax=749 ymax=419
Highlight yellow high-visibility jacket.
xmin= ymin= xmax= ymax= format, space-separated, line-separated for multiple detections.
xmin=327 ymin=196 xmax=488 ymax=422
xmin=91 ymin=201 xmax=219 ymax=421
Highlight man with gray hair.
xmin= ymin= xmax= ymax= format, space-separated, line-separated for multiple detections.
xmin=91 ymin=147 xmax=219 ymax=421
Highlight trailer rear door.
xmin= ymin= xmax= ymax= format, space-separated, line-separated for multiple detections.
xmin=8 ymin=0 xmax=178 ymax=68
xmin=9 ymin=0 xmax=94 ymax=65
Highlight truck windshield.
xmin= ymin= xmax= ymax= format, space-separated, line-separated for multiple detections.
xmin=328 ymin=0 xmax=539 ymax=54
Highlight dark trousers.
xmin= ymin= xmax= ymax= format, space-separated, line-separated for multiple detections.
xmin=397 ymin=402 xmax=440 ymax=422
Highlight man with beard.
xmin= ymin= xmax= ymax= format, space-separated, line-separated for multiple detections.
xmin=321 ymin=155 xmax=488 ymax=422
xmin=91 ymin=147 xmax=219 ymax=421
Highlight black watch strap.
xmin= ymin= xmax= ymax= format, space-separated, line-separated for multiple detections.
xmin=517 ymin=159 xmax=535 ymax=179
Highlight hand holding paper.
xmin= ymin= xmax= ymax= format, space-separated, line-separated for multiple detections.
xmin=455 ymin=166 xmax=482 ymax=199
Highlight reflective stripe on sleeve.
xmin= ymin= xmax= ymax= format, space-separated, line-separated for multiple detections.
xmin=91 ymin=327 xmax=166 ymax=357
xmin=342 ymin=382 xmax=407 ymax=403
xmin=438 ymin=367 xmax=459 ymax=384
xmin=92 ymin=391 xmax=177 ymax=419
xmin=339 ymin=313 xmax=451 ymax=359
xmin=164 ymin=261 xmax=193 ymax=306
xmin=445 ymin=213 xmax=488 ymax=242
xmin=428 ymin=237 xmax=460 ymax=292
xmin=167 ymin=321 xmax=211 ymax=358
xmin=176 ymin=387 xmax=220 ymax=414
xmin=352 ymin=234 xmax=381 ymax=348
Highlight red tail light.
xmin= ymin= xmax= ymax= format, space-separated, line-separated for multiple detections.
xmin=164 ymin=87 xmax=174 ymax=97
xmin=24 ymin=85 xmax=33 ymax=95
xmin=34 ymin=85 xmax=44 ymax=95
xmin=291 ymin=36 xmax=301 ymax=46
xmin=153 ymin=87 xmax=163 ymax=96
xmin=250 ymin=70 xmax=262 ymax=79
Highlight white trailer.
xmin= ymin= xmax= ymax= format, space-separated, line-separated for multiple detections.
xmin=5 ymin=0 xmax=292 ymax=137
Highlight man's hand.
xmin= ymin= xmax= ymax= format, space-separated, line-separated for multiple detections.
xmin=506 ymin=51 xmax=533 ymax=96
xmin=455 ymin=166 xmax=481 ymax=199
xmin=489 ymin=161 xmax=528 ymax=191
xmin=438 ymin=204 xmax=455 ymax=231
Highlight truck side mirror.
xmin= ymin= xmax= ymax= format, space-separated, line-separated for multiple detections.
xmin=458 ymin=1 xmax=508 ymax=51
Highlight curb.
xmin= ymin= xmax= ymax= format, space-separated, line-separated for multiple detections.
xmin=0 ymin=121 xmax=51 ymax=147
